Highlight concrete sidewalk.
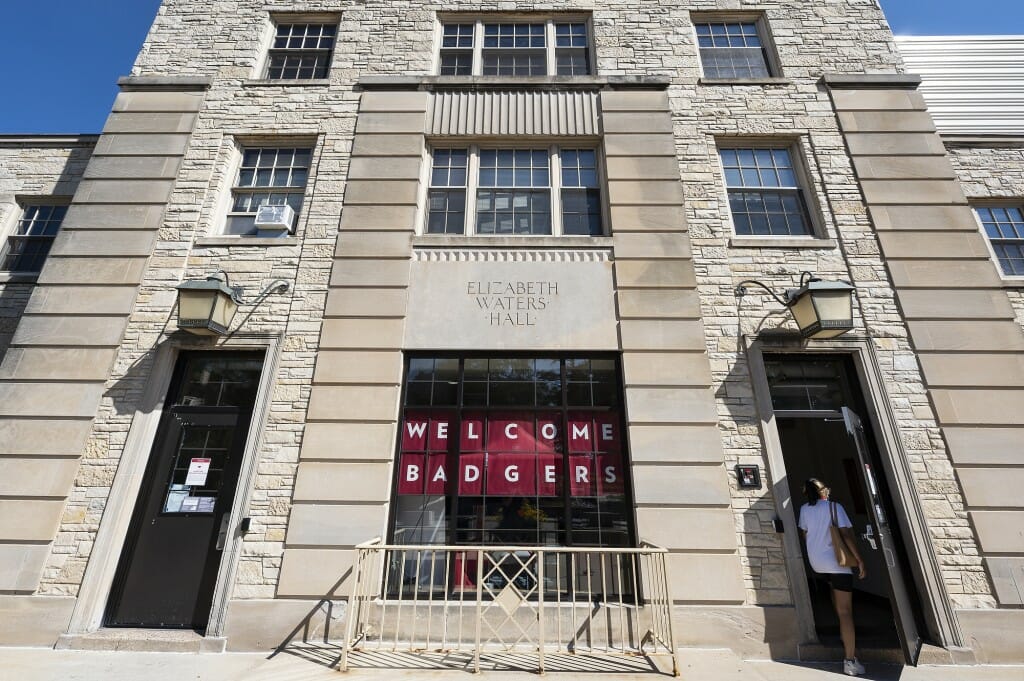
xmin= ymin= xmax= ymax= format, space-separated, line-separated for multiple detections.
xmin=3 ymin=646 xmax=1023 ymax=681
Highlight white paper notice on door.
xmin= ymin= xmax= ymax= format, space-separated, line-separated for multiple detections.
xmin=185 ymin=458 xmax=212 ymax=486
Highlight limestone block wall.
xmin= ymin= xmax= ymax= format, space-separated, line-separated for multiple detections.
xmin=830 ymin=81 xmax=1023 ymax=608
xmin=947 ymin=142 xmax=1024 ymax=333
xmin=603 ymin=89 xmax=744 ymax=604
xmin=0 ymin=85 xmax=206 ymax=597
xmin=0 ymin=138 xmax=94 ymax=361
xmin=2 ymin=0 xmax=1004 ymax=653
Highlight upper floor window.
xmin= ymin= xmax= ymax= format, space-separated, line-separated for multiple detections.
xmin=427 ymin=147 xmax=603 ymax=237
xmin=265 ymin=22 xmax=337 ymax=80
xmin=438 ymin=18 xmax=593 ymax=76
xmin=225 ymin=147 xmax=311 ymax=236
xmin=1 ymin=203 xmax=67 ymax=273
xmin=694 ymin=18 xmax=774 ymax=79
xmin=975 ymin=205 xmax=1024 ymax=277
xmin=719 ymin=146 xmax=813 ymax=237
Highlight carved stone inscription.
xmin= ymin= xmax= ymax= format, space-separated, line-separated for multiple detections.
xmin=405 ymin=258 xmax=617 ymax=350
xmin=467 ymin=280 xmax=559 ymax=327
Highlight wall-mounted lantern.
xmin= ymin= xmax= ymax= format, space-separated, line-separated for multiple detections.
xmin=735 ymin=271 xmax=855 ymax=340
xmin=175 ymin=271 xmax=289 ymax=336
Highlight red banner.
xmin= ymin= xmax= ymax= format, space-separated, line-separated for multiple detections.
xmin=458 ymin=453 xmax=484 ymax=495
xmin=485 ymin=454 xmax=536 ymax=496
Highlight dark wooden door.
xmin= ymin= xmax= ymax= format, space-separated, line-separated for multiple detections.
xmin=105 ymin=352 xmax=263 ymax=630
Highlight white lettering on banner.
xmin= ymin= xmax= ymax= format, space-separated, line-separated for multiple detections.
xmin=601 ymin=423 xmax=614 ymax=441
xmin=464 ymin=465 xmax=480 ymax=482
xmin=406 ymin=464 xmax=420 ymax=482
xmin=432 ymin=466 xmax=447 ymax=483
xmin=406 ymin=422 xmax=427 ymax=439
xmin=437 ymin=422 xmax=448 ymax=440
xmin=545 ymin=465 xmax=556 ymax=483
xmin=575 ymin=466 xmax=589 ymax=483
xmin=505 ymin=423 xmax=518 ymax=439
xmin=466 ymin=422 xmax=479 ymax=440
xmin=505 ymin=465 xmax=520 ymax=483
xmin=541 ymin=423 xmax=557 ymax=439
xmin=572 ymin=424 xmax=589 ymax=440
xmin=605 ymin=466 xmax=617 ymax=483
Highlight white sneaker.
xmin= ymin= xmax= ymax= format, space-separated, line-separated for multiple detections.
xmin=843 ymin=658 xmax=865 ymax=676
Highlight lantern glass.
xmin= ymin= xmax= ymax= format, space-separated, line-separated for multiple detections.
xmin=786 ymin=280 xmax=854 ymax=339
xmin=177 ymin=284 xmax=238 ymax=335
xmin=810 ymin=289 xmax=854 ymax=338
xmin=787 ymin=292 xmax=819 ymax=336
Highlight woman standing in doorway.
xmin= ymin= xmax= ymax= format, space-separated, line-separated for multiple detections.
xmin=799 ymin=477 xmax=867 ymax=677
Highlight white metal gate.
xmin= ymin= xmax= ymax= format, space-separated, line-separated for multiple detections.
xmin=340 ymin=539 xmax=679 ymax=675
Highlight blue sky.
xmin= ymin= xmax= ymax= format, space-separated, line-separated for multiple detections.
xmin=0 ymin=1 xmax=1020 ymax=133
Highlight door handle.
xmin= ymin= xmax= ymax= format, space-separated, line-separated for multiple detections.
xmin=215 ymin=513 xmax=231 ymax=551
xmin=861 ymin=523 xmax=878 ymax=550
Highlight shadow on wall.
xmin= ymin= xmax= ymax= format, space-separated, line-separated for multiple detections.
xmin=713 ymin=300 xmax=806 ymax=659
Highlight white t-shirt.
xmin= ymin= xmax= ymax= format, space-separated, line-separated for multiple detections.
xmin=798 ymin=501 xmax=853 ymax=575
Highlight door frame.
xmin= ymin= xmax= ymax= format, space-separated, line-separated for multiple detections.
xmin=63 ymin=332 xmax=282 ymax=641
xmin=743 ymin=333 xmax=963 ymax=650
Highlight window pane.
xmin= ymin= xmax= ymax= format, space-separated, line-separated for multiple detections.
xmin=267 ymin=24 xmax=335 ymax=79
xmin=697 ymin=21 xmax=771 ymax=80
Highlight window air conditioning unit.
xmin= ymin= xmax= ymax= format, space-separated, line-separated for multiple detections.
xmin=253 ymin=204 xmax=295 ymax=232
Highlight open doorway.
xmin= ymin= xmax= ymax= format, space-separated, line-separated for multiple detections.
xmin=765 ymin=354 xmax=926 ymax=663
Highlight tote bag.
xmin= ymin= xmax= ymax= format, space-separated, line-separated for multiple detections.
xmin=830 ymin=501 xmax=858 ymax=568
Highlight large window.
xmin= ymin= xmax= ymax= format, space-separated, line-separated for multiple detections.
xmin=694 ymin=18 xmax=774 ymax=79
xmin=1 ymin=203 xmax=67 ymax=273
xmin=264 ymin=22 xmax=337 ymax=80
xmin=392 ymin=356 xmax=632 ymax=550
xmin=225 ymin=146 xmax=311 ymax=236
xmin=975 ymin=205 xmax=1024 ymax=277
xmin=438 ymin=19 xmax=593 ymax=76
xmin=427 ymin=147 xmax=603 ymax=236
xmin=719 ymin=145 xmax=814 ymax=236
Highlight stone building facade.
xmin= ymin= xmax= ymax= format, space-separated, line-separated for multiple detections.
xmin=0 ymin=0 xmax=1021 ymax=666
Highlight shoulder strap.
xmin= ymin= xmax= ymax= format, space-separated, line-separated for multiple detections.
xmin=830 ymin=501 xmax=838 ymax=527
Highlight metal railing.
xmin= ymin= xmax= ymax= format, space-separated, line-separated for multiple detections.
xmin=340 ymin=538 xmax=679 ymax=675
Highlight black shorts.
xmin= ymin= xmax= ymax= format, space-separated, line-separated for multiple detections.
xmin=822 ymin=572 xmax=854 ymax=592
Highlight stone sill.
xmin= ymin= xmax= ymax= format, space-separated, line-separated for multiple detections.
xmin=822 ymin=73 xmax=922 ymax=89
xmin=0 ymin=272 xmax=39 ymax=284
xmin=359 ymin=75 xmax=670 ymax=92
xmin=242 ymin=78 xmax=332 ymax=88
xmin=118 ymin=75 xmax=213 ymax=91
xmin=413 ymin=235 xmax=613 ymax=249
xmin=699 ymin=77 xmax=792 ymax=86
xmin=1000 ymin=277 xmax=1024 ymax=289
xmin=729 ymin=237 xmax=837 ymax=250
xmin=195 ymin=236 xmax=299 ymax=247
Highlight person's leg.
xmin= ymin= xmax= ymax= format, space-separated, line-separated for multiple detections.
xmin=833 ymin=586 xmax=856 ymax=660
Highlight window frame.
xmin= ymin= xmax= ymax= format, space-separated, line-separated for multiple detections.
xmin=257 ymin=14 xmax=339 ymax=82
xmin=387 ymin=352 xmax=638 ymax=551
xmin=435 ymin=15 xmax=596 ymax=77
xmin=423 ymin=143 xmax=607 ymax=238
xmin=219 ymin=141 xmax=316 ymax=238
xmin=716 ymin=139 xmax=824 ymax=241
xmin=691 ymin=13 xmax=780 ymax=81
xmin=972 ymin=202 xmax=1024 ymax=283
xmin=0 ymin=198 xmax=70 ymax=274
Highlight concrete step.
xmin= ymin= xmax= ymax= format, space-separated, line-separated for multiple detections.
xmin=55 ymin=628 xmax=225 ymax=653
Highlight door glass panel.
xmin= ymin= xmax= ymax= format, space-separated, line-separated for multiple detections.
xmin=177 ymin=357 xmax=264 ymax=407
xmin=162 ymin=425 xmax=234 ymax=514
xmin=765 ymin=358 xmax=845 ymax=411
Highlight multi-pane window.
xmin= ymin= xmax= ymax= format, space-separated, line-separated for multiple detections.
xmin=427 ymin=147 xmax=604 ymax=237
xmin=976 ymin=205 xmax=1024 ymax=276
xmin=393 ymin=356 xmax=631 ymax=550
xmin=720 ymin=146 xmax=813 ymax=236
xmin=477 ymin=149 xmax=551 ymax=235
xmin=265 ymin=23 xmax=337 ymax=80
xmin=695 ymin=20 xmax=773 ymax=79
xmin=437 ymin=19 xmax=593 ymax=76
xmin=426 ymin=150 xmax=468 ymax=234
xmin=226 ymin=147 xmax=311 ymax=235
xmin=0 ymin=204 xmax=67 ymax=273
